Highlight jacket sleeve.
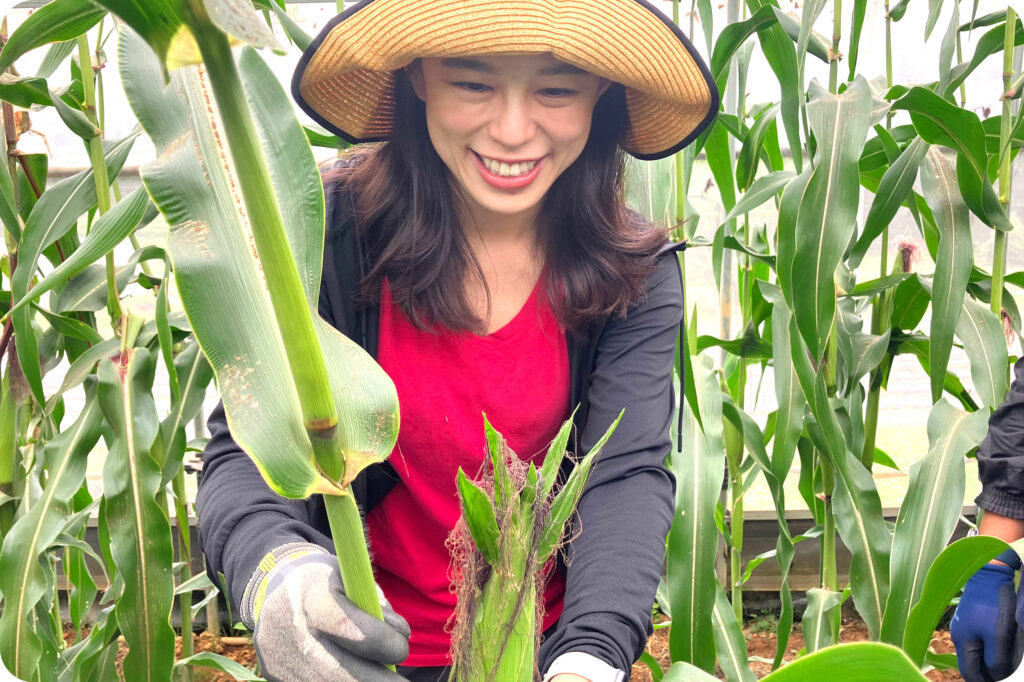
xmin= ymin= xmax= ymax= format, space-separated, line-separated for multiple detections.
xmin=975 ymin=357 xmax=1024 ymax=519
xmin=539 ymin=253 xmax=682 ymax=673
xmin=195 ymin=176 xmax=353 ymax=622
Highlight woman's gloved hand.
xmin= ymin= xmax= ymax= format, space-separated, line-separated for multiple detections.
xmin=951 ymin=561 xmax=1024 ymax=682
xmin=249 ymin=551 xmax=410 ymax=682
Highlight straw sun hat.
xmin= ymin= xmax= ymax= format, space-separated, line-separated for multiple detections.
xmin=292 ymin=0 xmax=719 ymax=160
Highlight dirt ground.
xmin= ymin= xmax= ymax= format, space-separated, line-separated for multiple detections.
xmin=628 ymin=616 xmax=960 ymax=681
xmin=67 ymin=618 xmax=960 ymax=681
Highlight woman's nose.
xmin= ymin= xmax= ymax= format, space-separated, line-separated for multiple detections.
xmin=488 ymin=94 xmax=536 ymax=149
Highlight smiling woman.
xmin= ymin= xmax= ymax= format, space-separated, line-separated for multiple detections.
xmin=194 ymin=2 xmax=718 ymax=682
xmin=407 ymin=54 xmax=611 ymax=223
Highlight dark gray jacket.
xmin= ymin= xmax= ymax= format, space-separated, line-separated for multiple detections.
xmin=976 ymin=357 xmax=1024 ymax=519
xmin=195 ymin=179 xmax=684 ymax=673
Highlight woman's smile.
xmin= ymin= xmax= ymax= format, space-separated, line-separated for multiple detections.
xmin=471 ymin=151 xmax=546 ymax=190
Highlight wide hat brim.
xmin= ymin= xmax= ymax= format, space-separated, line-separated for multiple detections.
xmin=292 ymin=0 xmax=719 ymax=160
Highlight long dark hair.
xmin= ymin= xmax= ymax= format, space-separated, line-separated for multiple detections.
xmin=324 ymin=66 xmax=667 ymax=336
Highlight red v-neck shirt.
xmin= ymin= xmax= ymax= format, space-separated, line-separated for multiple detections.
xmin=369 ymin=277 xmax=571 ymax=666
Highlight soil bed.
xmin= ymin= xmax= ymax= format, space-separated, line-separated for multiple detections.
xmin=67 ymin=616 xmax=960 ymax=681
xmin=630 ymin=615 xmax=960 ymax=681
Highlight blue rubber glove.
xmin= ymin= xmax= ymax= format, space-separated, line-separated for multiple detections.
xmin=951 ymin=562 xmax=1024 ymax=681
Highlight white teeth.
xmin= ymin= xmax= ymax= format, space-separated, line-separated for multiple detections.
xmin=480 ymin=155 xmax=537 ymax=177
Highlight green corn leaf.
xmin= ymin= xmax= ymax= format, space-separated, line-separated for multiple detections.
xmin=847 ymin=273 xmax=914 ymax=298
xmin=203 ymin=0 xmax=283 ymax=52
xmin=722 ymin=170 xmax=795 ymax=224
xmin=892 ymin=87 xmax=1011 ymax=231
xmin=158 ymin=341 xmax=214 ymax=487
xmin=961 ymin=10 xmax=1010 ymax=29
xmin=938 ymin=0 xmax=960 ymax=90
xmin=695 ymin=0 xmax=714 ymax=52
xmin=924 ymin=0 xmax=944 ymax=38
xmin=266 ymin=0 xmax=312 ymax=50
xmin=538 ymin=409 xmax=577 ymax=500
xmin=710 ymin=583 xmax=756 ymax=682
xmin=920 ymin=148 xmax=973 ymax=404
xmin=455 ymin=468 xmax=500 ymax=565
xmin=120 ymin=29 xmax=398 ymax=497
xmin=34 ymin=307 xmax=103 ymax=345
xmin=55 ymin=246 xmax=165 ymax=314
xmin=174 ymin=571 xmax=214 ymax=595
xmin=891 ymin=274 xmax=931 ymax=330
xmin=762 ymin=643 xmax=929 ymax=680
xmin=303 ymin=124 xmax=345 ymax=150
xmin=705 ymin=121 xmax=737 ymax=212
xmin=90 ymin=0 xmax=188 ymax=73
xmin=850 ymin=137 xmax=929 ymax=269
xmin=174 ymin=652 xmax=262 ymax=680
xmin=860 ymin=125 xmax=917 ymax=173
xmin=536 ymin=412 xmax=622 ymax=561
xmin=760 ymin=283 xmax=803 ymax=666
xmin=956 ymin=296 xmax=1009 ymax=408
xmin=745 ymin=0 xmax=803 ymax=169
xmin=36 ymin=40 xmax=77 ymax=79
xmin=0 ymin=75 xmax=53 ymax=110
xmin=666 ymin=355 xmax=723 ymax=672
xmin=98 ymin=349 xmax=176 ymax=682
xmin=736 ymin=103 xmax=780 ymax=191
xmin=10 ymin=132 xmax=135 ymax=405
xmin=888 ymin=0 xmax=911 ymax=21
xmin=520 ymin=464 xmax=538 ymax=513
xmin=903 ymin=535 xmax=1015 ymax=665
xmin=945 ymin=18 xmax=1023 ymax=98
xmin=663 ymin=661 xmax=719 ymax=681
xmin=772 ymin=9 xmax=830 ymax=63
xmin=483 ymin=416 xmax=514 ymax=512
xmin=803 ymin=587 xmax=842 ymax=652
xmin=156 ymin=252 xmax=178 ymax=403
xmin=15 ymin=153 xmax=48 ymax=223
xmin=43 ymin=338 xmax=119 ymax=416
xmin=0 ymin=0 xmax=107 ymax=74
xmin=847 ymin=0 xmax=868 ymax=79
xmin=48 ymin=87 xmax=100 ymax=140
xmin=777 ymin=78 xmax=873 ymax=360
xmin=793 ymin=0 xmax=828 ymax=92
xmin=0 ymin=397 xmax=102 ymax=680
xmin=789 ymin=320 xmax=891 ymax=637
xmin=880 ymin=401 xmax=988 ymax=646
xmin=65 ymin=486 xmax=99 ymax=642
xmin=6 ymin=187 xmax=150 ymax=319
xmin=709 ymin=6 xmax=778 ymax=90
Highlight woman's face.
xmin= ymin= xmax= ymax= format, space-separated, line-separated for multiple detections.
xmin=407 ymin=54 xmax=611 ymax=228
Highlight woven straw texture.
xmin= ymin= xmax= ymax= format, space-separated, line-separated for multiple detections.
xmin=298 ymin=0 xmax=713 ymax=157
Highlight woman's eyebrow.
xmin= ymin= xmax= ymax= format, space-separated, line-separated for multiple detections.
xmin=438 ymin=58 xmax=587 ymax=77
xmin=440 ymin=57 xmax=496 ymax=73
xmin=537 ymin=63 xmax=587 ymax=76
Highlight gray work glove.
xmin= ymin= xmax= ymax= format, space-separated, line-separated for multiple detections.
xmin=242 ymin=544 xmax=410 ymax=682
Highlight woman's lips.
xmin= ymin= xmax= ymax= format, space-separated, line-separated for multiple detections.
xmin=472 ymin=152 xmax=545 ymax=190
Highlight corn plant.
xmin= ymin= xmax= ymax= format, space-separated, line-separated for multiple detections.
xmin=449 ymin=413 xmax=620 ymax=682
xmin=95 ymin=0 xmax=400 ymax=637
xmin=627 ymin=0 xmax=1024 ymax=678
xmin=0 ymin=4 xmax=227 ymax=679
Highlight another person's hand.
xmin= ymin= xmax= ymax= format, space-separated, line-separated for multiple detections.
xmin=252 ymin=552 xmax=410 ymax=682
xmin=951 ymin=561 xmax=1024 ymax=681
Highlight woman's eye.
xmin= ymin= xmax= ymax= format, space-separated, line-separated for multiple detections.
xmin=540 ymin=88 xmax=576 ymax=97
xmin=453 ymin=81 xmax=491 ymax=93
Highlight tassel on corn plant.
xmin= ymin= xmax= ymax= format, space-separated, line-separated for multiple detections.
xmin=448 ymin=411 xmax=621 ymax=682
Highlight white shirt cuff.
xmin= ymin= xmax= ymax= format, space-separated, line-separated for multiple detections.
xmin=541 ymin=651 xmax=626 ymax=682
